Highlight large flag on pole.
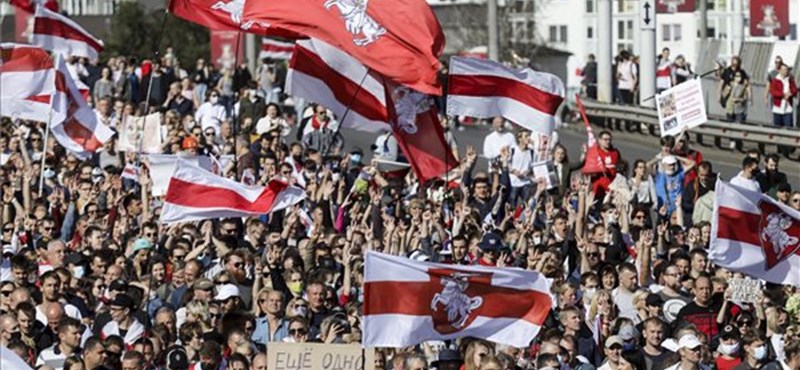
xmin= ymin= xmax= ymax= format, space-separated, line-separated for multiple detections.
xmin=575 ymin=94 xmax=605 ymax=175
xmin=446 ymin=56 xmax=565 ymax=136
xmin=51 ymin=55 xmax=114 ymax=158
xmin=168 ymin=0 xmax=299 ymax=38
xmin=33 ymin=6 xmax=104 ymax=60
xmin=363 ymin=251 xmax=552 ymax=347
xmin=0 ymin=44 xmax=58 ymax=121
xmin=161 ymin=160 xmax=305 ymax=224
xmin=287 ymin=38 xmax=390 ymax=133
xmin=383 ymin=80 xmax=456 ymax=182
xmin=242 ymin=0 xmax=445 ymax=95
xmin=709 ymin=181 xmax=800 ymax=287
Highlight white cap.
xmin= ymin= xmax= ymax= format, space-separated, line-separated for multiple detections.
xmin=661 ymin=155 xmax=678 ymax=165
xmin=214 ymin=284 xmax=240 ymax=301
xmin=677 ymin=334 xmax=702 ymax=350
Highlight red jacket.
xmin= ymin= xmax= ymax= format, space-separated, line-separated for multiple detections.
xmin=770 ymin=75 xmax=798 ymax=108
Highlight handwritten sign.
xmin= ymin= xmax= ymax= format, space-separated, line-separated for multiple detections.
xmin=268 ymin=343 xmax=374 ymax=370
xmin=655 ymin=79 xmax=707 ymax=137
xmin=729 ymin=278 xmax=761 ymax=303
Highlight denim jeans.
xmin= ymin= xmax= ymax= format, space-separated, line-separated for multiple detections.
xmin=773 ymin=113 xmax=793 ymax=127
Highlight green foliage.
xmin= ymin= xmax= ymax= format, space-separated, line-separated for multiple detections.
xmin=104 ymin=3 xmax=209 ymax=66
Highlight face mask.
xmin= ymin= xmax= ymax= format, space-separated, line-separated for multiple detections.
xmin=753 ymin=345 xmax=767 ymax=361
xmin=718 ymin=342 xmax=740 ymax=356
xmin=293 ymin=305 xmax=308 ymax=317
xmin=209 ymin=96 xmax=219 ymax=104
xmin=623 ymin=342 xmax=637 ymax=351
xmin=350 ymin=154 xmax=362 ymax=163
xmin=288 ymin=282 xmax=304 ymax=295
xmin=584 ymin=287 xmax=597 ymax=301
xmin=72 ymin=266 xmax=85 ymax=279
xmin=533 ymin=235 xmax=543 ymax=245
xmin=43 ymin=168 xmax=55 ymax=179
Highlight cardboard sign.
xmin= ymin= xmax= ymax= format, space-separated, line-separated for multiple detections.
xmin=729 ymin=278 xmax=761 ymax=303
xmin=118 ymin=113 xmax=163 ymax=154
xmin=268 ymin=343 xmax=374 ymax=370
xmin=532 ymin=160 xmax=559 ymax=189
xmin=655 ymin=79 xmax=707 ymax=137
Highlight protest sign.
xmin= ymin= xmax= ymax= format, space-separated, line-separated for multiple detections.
xmin=532 ymin=161 xmax=559 ymax=189
xmin=729 ymin=278 xmax=761 ymax=303
xmin=655 ymin=79 xmax=707 ymax=137
xmin=118 ymin=113 xmax=163 ymax=153
xmin=268 ymin=342 xmax=374 ymax=370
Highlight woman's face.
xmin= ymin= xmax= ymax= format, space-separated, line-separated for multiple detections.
xmin=598 ymin=294 xmax=613 ymax=315
xmin=617 ymin=355 xmax=632 ymax=370
xmin=267 ymin=105 xmax=278 ymax=118
xmin=92 ymin=280 xmax=106 ymax=297
xmin=472 ymin=344 xmax=491 ymax=367
xmin=189 ymin=331 xmax=204 ymax=350
xmin=634 ymin=162 xmax=646 ymax=176
xmin=554 ymin=148 xmax=566 ymax=162
xmin=602 ymin=272 xmax=616 ymax=289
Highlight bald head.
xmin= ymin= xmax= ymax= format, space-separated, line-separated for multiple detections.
xmin=46 ymin=303 xmax=64 ymax=331
xmin=9 ymin=287 xmax=31 ymax=310
xmin=539 ymin=342 xmax=560 ymax=356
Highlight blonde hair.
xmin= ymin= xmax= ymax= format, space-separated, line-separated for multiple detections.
xmin=285 ymin=297 xmax=309 ymax=318
xmin=632 ymin=289 xmax=650 ymax=309
xmin=185 ymin=300 xmax=210 ymax=329
xmin=479 ymin=355 xmax=503 ymax=370
xmin=588 ymin=289 xmax=617 ymax=321
xmin=252 ymin=287 xmax=277 ymax=316
xmin=464 ymin=340 xmax=495 ymax=370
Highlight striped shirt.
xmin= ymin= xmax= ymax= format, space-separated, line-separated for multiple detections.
xmin=36 ymin=344 xmax=81 ymax=370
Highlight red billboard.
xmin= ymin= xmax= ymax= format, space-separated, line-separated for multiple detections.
xmin=209 ymin=30 xmax=245 ymax=69
xmin=656 ymin=0 xmax=695 ymax=13
xmin=749 ymin=0 xmax=789 ymax=37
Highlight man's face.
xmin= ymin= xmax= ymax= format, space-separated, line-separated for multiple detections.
xmin=681 ymin=346 xmax=702 ymax=364
xmin=553 ymin=218 xmax=568 ymax=236
xmin=265 ymin=291 xmax=283 ymax=314
xmin=620 ymin=270 xmax=638 ymax=291
xmin=406 ymin=359 xmax=428 ymax=370
xmin=85 ymin=343 xmax=107 ymax=366
xmin=60 ymin=325 xmax=82 ymax=348
xmin=599 ymin=134 xmax=612 ymax=150
xmin=143 ymin=227 xmax=158 ymax=245
xmin=691 ymin=253 xmax=707 ymax=273
xmin=42 ymin=277 xmax=60 ymax=300
xmin=492 ymin=117 xmax=504 ymax=132
xmin=122 ymin=358 xmax=142 ymax=370
xmin=110 ymin=305 xmax=128 ymax=323
xmin=474 ymin=181 xmax=489 ymax=199
xmin=562 ymin=311 xmax=581 ymax=331
xmin=664 ymin=266 xmax=681 ymax=289
xmin=766 ymin=158 xmax=778 ymax=172
xmin=693 ymin=278 xmax=712 ymax=304
xmin=606 ymin=345 xmax=622 ymax=362
xmin=452 ymin=241 xmax=467 ymax=260
xmin=184 ymin=263 xmax=200 ymax=285
xmin=307 ymin=284 xmax=325 ymax=309
xmin=645 ymin=324 xmax=664 ymax=347
xmin=40 ymin=221 xmax=56 ymax=239
xmin=251 ymin=356 xmax=267 ymax=370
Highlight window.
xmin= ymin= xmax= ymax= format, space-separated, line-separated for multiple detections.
xmin=549 ymin=26 xmax=558 ymax=42
xmin=587 ymin=26 xmax=594 ymax=39
xmin=673 ymin=25 xmax=682 ymax=40
xmin=560 ymin=25 xmax=568 ymax=42
xmin=527 ymin=20 xmax=536 ymax=40
xmin=586 ymin=0 xmax=594 ymax=13
xmin=618 ymin=20 xmax=625 ymax=39
xmin=662 ymin=24 xmax=672 ymax=41
xmin=627 ymin=21 xmax=634 ymax=39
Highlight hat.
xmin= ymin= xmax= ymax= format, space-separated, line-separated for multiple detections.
xmin=192 ymin=278 xmax=214 ymax=291
xmin=2 ymin=244 xmax=15 ymax=256
xmin=182 ymin=136 xmax=199 ymax=150
xmin=605 ymin=335 xmax=624 ymax=348
xmin=678 ymin=334 xmax=702 ymax=350
xmin=409 ymin=249 xmax=430 ymax=262
xmin=132 ymin=238 xmax=153 ymax=253
xmin=350 ymin=147 xmax=364 ymax=156
xmin=109 ymin=279 xmax=128 ymax=292
xmin=434 ymin=349 xmax=462 ymax=364
xmin=618 ymin=325 xmax=639 ymax=341
xmin=91 ymin=167 xmax=103 ymax=177
xmin=109 ymin=294 xmax=135 ymax=310
xmin=166 ymin=346 xmax=189 ymax=370
xmin=214 ymin=284 xmax=240 ymax=301
xmin=646 ymin=293 xmax=664 ymax=307
xmin=661 ymin=155 xmax=678 ymax=165
xmin=479 ymin=232 xmax=503 ymax=251
xmin=720 ymin=325 xmax=739 ymax=340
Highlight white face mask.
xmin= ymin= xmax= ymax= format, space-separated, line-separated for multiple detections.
xmin=753 ymin=345 xmax=767 ymax=361
xmin=210 ymin=96 xmax=219 ymax=104
xmin=718 ymin=342 xmax=740 ymax=356
xmin=584 ymin=287 xmax=597 ymax=301
xmin=294 ymin=306 xmax=308 ymax=317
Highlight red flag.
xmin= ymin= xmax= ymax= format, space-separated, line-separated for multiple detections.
xmin=363 ymin=251 xmax=552 ymax=347
xmin=243 ymin=0 xmax=445 ymax=95
xmin=168 ymin=0 xmax=299 ymax=38
xmin=749 ymin=0 xmax=789 ymax=37
xmin=383 ymin=81 xmax=456 ymax=182
xmin=10 ymin=0 xmax=58 ymax=13
xmin=576 ymin=94 xmax=605 ymax=175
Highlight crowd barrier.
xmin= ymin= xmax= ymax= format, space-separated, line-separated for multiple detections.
xmin=577 ymin=99 xmax=800 ymax=161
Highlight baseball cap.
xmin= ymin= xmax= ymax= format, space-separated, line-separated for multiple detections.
xmin=618 ymin=325 xmax=639 ymax=341
xmin=479 ymin=232 xmax=503 ymax=251
xmin=132 ymin=238 xmax=153 ymax=253
xmin=409 ymin=249 xmax=430 ymax=262
xmin=720 ymin=325 xmax=739 ymax=340
xmin=605 ymin=335 xmax=624 ymax=349
xmin=109 ymin=279 xmax=129 ymax=292
xmin=661 ymin=155 xmax=678 ymax=165
xmin=678 ymin=334 xmax=702 ymax=350
xmin=192 ymin=278 xmax=214 ymax=291
xmin=214 ymin=284 xmax=240 ymax=301
xmin=109 ymin=294 xmax=135 ymax=310
xmin=646 ymin=293 xmax=664 ymax=307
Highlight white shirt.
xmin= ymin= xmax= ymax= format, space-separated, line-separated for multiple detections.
xmin=509 ymin=145 xmax=533 ymax=187
xmin=36 ymin=303 xmax=83 ymax=325
xmin=618 ymin=60 xmax=638 ymax=91
xmin=730 ymin=171 xmax=761 ymax=193
xmin=195 ymin=102 xmax=228 ymax=132
xmin=612 ymin=287 xmax=638 ymax=321
xmin=483 ymin=131 xmax=515 ymax=160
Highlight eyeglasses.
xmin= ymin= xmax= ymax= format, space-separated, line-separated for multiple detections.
xmin=222 ymin=228 xmax=237 ymax=234
xmin=42 ymin=226 xmax=55 ymax=231
xmin=3 ymin=228 xmax=13 ymax=233
xmin=30 ymin=138 xmax=42 ymax=142
xmin=634 ymin=215 xmax=646 ymax=220
xmin=216 ymin=280 xmax=231 ymax=285
xmin=204 ymin=132 xmax=215 ymax=136
xmin=210 ymin=312 xmax=221 ymax=319
xmin=791 ymin=198 xmax=800 ymax=203
xmin=289 ymin=328 xmax=307 ymax=335
xmin=586 ymin=252 xmax=599 ymax=257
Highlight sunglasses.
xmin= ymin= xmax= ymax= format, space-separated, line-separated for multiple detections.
xmin=216 ymin=280 xmax=231 ymax=285
xmin=3 ymin=228 xmax=13 ymax=233
xmin=586 ymin=252 xmax=599 ymax=257
xmin=289 ymin=328 xmax=307 ymax=335
xmin=1 ymin=290 xmax=13 ymax=296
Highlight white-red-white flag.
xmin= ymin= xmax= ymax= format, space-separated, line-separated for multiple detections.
xmin=33 ymin=6 xmax=104 ymax=60
xmin=160 ymin=160 xmax=305 ymax=224
xmin=0 ymin=44 xmax=57 ymax=121
xmin=363 ymin=251 xmax=552 ymax=348
xmin=447 ymin=56 xmax=565 ymax=136
xmin=51 ymin=55 xmax=114 ymax=158
xmin=287 ymin=38 xmax=390 ymax=133
xmin=710 ymin=181 xmax=800 ymax=287
xmin=259 ymin=38 xmax=294 ymax=60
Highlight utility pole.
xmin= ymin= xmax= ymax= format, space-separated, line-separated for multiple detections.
xmin=245 ymin=33 xmax=257 ymax=73
xmin=639 ymin=0 xmax=656 ymax=107
xmin=597 ymin=0 xmax=612 ymax=102
xmin=699 ymin=0 xmax=708 ymax=38
xmin=488 ymin=0 xmax=499 ymax=60
xmin=732 ymin=0 xmax=743 ymax=54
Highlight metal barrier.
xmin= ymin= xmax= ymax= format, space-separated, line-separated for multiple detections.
xmin=578 ymin=99 xmax=800 ymax=161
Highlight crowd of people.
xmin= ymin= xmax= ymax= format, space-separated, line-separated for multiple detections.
xmin=580 ymin=50 xmax=799 ymax=129
xmin=2 ymin=48 xmax=800 ymax=370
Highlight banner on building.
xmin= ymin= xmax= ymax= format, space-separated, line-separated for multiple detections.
xmin=656 ymin=0 xmax=695 ymax=13
xmin=210 ymin=30 xmax=245 ymax=69
xmin=749 ymin=0 xmax=789 ymax=37
xmin=655 ymin=79 xmax=707 ymax=137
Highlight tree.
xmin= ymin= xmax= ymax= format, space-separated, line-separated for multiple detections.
xmin=104 ymin=2 xmax=209 ymax=66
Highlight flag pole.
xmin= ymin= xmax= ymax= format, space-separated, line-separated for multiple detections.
xmin=38 ymin=54 xmax=61 ymax=197
xmin=141 ymin=8 xmax=170 ymax=118
xmin=323 ymin=68 xmax=371 ymax=157
xmin=232 ymin=30 xmax=242 ymax=181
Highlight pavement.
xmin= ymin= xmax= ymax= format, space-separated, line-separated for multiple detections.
xmin=336 ymin=122 xmax=799 ymax=189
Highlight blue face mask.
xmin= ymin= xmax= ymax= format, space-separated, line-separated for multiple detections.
xmin=623 ymin=342 xmax=637 ymax=351
xmin=351 ymin=154 xmax=362 ymax=163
